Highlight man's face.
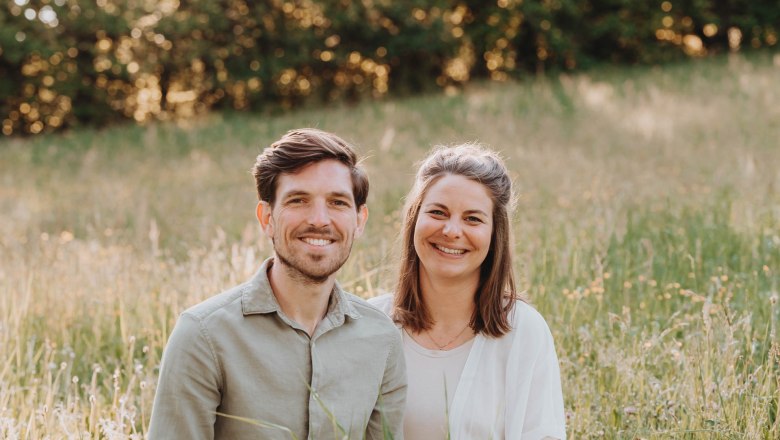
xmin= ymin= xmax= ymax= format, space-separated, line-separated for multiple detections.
xmin=258 ymin=159 xmax=368 ymax=284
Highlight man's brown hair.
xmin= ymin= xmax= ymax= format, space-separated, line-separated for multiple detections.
xmin=252 ymin=128 xmax=369 ymax=208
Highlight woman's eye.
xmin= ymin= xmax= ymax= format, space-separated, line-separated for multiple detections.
xmin=428 ymin=209 xmax=446 ymax=216
xmin=466 ymin=216 xmax=484 ymax=223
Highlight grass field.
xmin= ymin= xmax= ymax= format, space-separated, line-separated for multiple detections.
xmin=2 ymin=52 xmax=779 ymax=439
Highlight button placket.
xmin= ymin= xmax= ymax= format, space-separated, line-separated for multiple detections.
xmin=308 ymin=336 xmax=319 ymax=435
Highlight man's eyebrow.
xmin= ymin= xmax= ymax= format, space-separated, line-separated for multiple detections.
xmin=279 ymin=190 xmax=310 ymax=199
xmin=329 ymin=191 xmax=354 ymax=201
xmin=280 ymin=190 xmax=355 ymax=201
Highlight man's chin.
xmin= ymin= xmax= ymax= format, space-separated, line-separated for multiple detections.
xmin=296 ymin=266 xmax=340 ymax=284
xmin=276 ymin=254 xmax=345 ymax=284
xmin=303 ymin=260 xmax=345 ymax=278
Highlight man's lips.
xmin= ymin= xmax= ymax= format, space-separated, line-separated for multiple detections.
xmin=301 ymin=237 xmax=334 ymax=247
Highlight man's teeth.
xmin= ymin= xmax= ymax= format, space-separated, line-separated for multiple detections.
xmin=434 ymin=244 xmax=465 ymax=255
xmin=303 ymin=238 xmax=332 ymax=246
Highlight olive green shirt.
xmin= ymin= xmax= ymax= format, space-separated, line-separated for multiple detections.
xmin=148 ymin=258 xmax=406 ymax=439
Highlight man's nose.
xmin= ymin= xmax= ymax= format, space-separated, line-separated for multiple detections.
xmin=307 ymin=200 xmax=331 ymax=227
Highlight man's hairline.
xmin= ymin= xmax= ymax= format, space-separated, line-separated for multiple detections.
xmin=262 ymin=158 xmax=367 ymax=211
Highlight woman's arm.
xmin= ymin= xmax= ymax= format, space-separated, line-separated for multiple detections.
xmin=505 ymin=305 xmax=566 ymax=440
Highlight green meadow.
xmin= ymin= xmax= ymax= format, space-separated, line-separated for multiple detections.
xmin=1 ymin=52 xmax=779 ymax=438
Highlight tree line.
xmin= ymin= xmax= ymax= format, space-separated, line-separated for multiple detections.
xmin=1 ymin=0 xmax=777 ymax=136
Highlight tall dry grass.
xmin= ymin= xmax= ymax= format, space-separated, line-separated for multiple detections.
xmin=1 ymin=52 xmax=779 ymax=438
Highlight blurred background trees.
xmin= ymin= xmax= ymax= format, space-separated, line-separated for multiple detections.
xmin=1 ymin=0 xmax=778 ymax=136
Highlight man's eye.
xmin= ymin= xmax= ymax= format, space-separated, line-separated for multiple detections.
xmin=332 ymin=200 xmax=350 ymax=207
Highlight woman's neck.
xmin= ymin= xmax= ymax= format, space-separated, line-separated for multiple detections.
xmin=419 ymin=269 xmax=478 ymax=327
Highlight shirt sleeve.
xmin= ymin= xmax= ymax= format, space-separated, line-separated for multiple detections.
xmin=147 ymin=312 xmax=222 ymax=440
xmin=506 ymin=307 xmax=567 ymax=440
xmin=366 ymin=326 xmax=407 ymax=440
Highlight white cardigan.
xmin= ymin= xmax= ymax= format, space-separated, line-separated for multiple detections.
xmin=368 ymin=294 xmax=566 ymax=440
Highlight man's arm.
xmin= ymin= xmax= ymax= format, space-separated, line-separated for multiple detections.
xmin=147 ymin=313 xmax=222 ymax=440
xmin=366 ymin=330 xmax=407 ymax=440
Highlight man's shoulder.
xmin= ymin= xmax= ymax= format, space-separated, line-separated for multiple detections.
xmin=181 ymin=282 xmax=250 ymax=323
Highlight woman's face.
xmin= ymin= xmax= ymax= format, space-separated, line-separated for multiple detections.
xmin=413 ymin=174 xmax=494 ymax=284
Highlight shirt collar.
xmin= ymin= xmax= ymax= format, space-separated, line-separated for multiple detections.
xmin=241 ymin=257 xmax=361 ymax=322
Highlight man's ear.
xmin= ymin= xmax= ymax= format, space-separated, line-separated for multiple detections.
xmin=354 ymin=204 xmax=369 ymax=238
xmin=257 ymin=201 xmax=273 ymax=236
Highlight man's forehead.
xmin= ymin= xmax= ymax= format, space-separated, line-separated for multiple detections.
xmin=274 ymin=160 xmax=355 ymax=200
xmin=277 ymin=188 xmax=354 ymax=200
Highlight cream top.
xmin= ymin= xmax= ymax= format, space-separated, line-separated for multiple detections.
xmin=369 ymin=294 xmax=566 ymax=440
xmin=402 ymin=330 xmax=475 ymax=440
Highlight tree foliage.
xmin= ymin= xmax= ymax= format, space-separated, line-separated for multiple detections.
xmin=1 ymin=0 xmax=777 ymax=136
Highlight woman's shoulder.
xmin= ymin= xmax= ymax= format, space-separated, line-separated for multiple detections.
xmin=366 ymin=292 xmax=394 ymax=316
xmin=477 ymin=300 xmax=557 ymax=361
xmin=507 ymin=299 xmax=554 ymax=338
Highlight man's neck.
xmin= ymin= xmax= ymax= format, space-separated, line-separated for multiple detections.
xmin=267 ymin=259 xmax=335 ymax=336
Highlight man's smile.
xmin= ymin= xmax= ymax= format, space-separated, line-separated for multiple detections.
xmin=301 ymin=237 xmax=334 ymax=247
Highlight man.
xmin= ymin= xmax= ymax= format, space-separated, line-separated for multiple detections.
xmin=148 ymin=128 xmax=406 ymax=439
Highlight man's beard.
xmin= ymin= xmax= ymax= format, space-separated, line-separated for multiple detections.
xmin=273 ymin=229 xmax=354 ymax=285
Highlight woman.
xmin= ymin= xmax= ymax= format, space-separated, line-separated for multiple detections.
xmin=370 ymin=143 xmax=566 ymax=439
